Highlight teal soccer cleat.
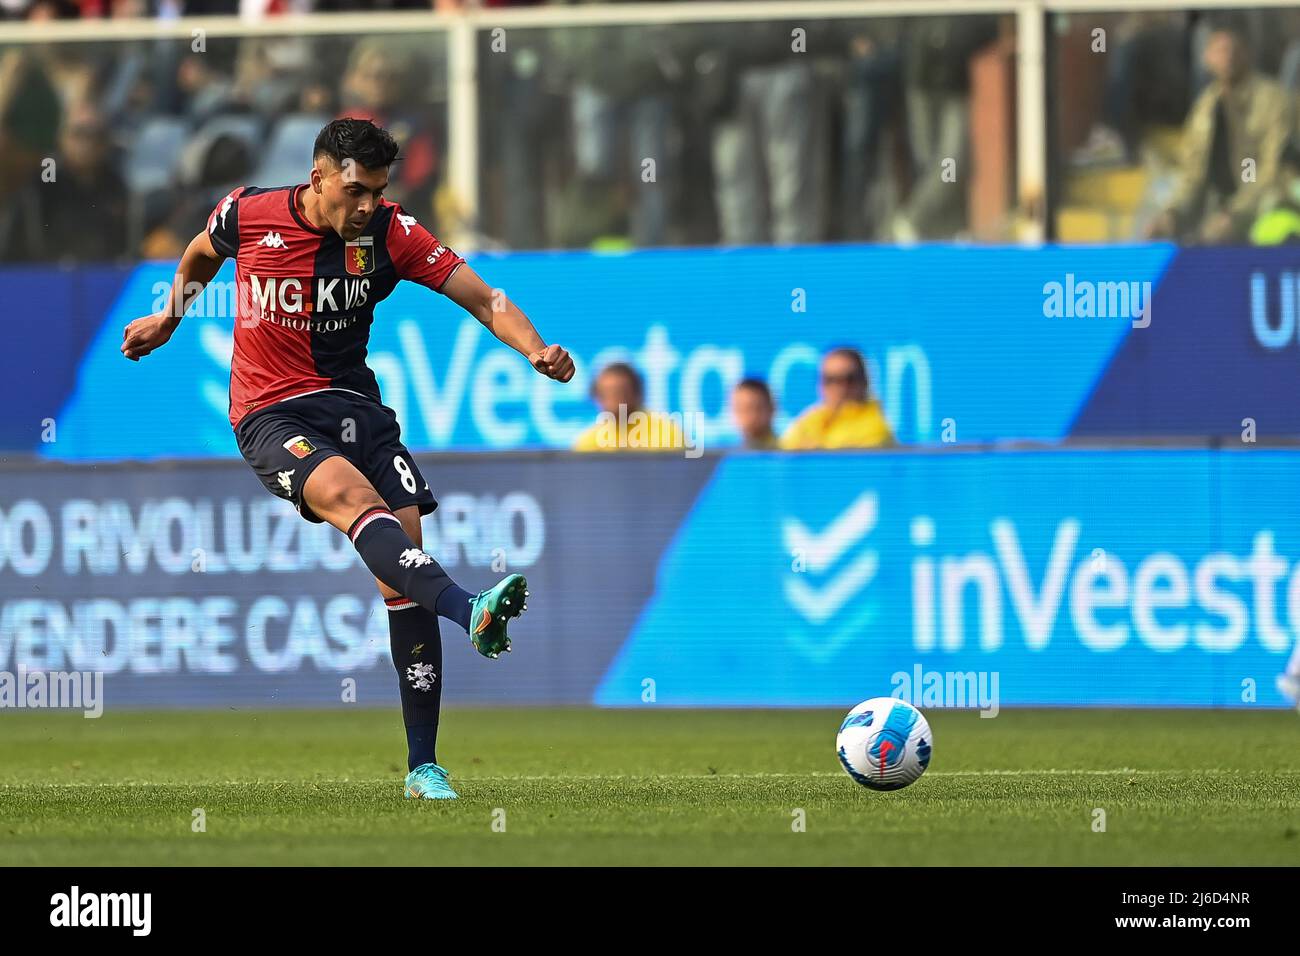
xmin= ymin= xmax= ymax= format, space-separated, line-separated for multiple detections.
xmin=468 ymin=573 xmax=528 ymax=659
xmin=404 ymin=762 xmax=459 ymax=800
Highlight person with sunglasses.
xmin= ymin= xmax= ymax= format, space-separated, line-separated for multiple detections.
xmin=780 ymin=346 xmax=894 ymax=450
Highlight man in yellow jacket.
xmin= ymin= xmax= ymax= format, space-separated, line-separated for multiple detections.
xmin=781 ymin=347 xmax=895 ymax=449
xmin=573 ymin=362 xmax=686 ymax=452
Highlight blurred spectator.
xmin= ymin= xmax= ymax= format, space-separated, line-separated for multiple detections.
xmin=573 ymin=362 xmax=685 ymax=452
xmin=554 ymin=21 xmax=680 ymax=248
xmin=475 ymin=8 xmax=550 ymax=250
xmin=165 ymin=51 xmax=239 ymax=124
xmin=0 ymin=48 xmax=62 ymax=204
xmin=892 ymin=17 xmax=996 ymax=241
xmin=704 ymin=21 xmax=829 ymax=245
xmin=730 ymin=378 xmax=778 ymax=450
xmin=231 ymin=36 xmax=312 ymax=118
xmin=0 ymin=102 xmax=128 ymax=261
xmin=338 ymin=38 xmax=440 ymax=218
xmin=1102 ymin=13 xmax=1190 ymax=163
xmin=781 ymin=347 xmax=894 ymax=450
xmin=1068 ymin=11 xmax=1190 ymax=168
xmin=0 ymin=0 xmax=81 ymax=205
xmin=141 ymin=130 xmax=254 ymax=258
xmin=1147 ymin=21 xmax=1294 ymax=245
xmin=840 ymin=22 xmax=901 ymax=240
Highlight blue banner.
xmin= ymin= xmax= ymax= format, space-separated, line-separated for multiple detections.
xmin=0 ymin=454 xmax=714 ymax=708
xmin=1073 ymin=246 xmax=1300 ymax=437
xmin=0 ymin=449 xmax=1295 ymax=709
xmin=30 ymin=244 xmax=1177 ymax=459
xmin=599 ymin=449 xmax=1298 ymax=709
xmin=27 ymin=244 xmax=1300 ymax=454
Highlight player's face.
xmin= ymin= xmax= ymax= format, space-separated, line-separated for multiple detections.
xmin=316 ymin=160 xmax=389 ymax=240
xmin=819 ymin=354 xmax=866 ymax=409
xmin=730 ymin=386 xmax=773 ymax=441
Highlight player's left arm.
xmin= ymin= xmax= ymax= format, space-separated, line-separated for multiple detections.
xmin=440 ymin=265 xmax=574 ymax=383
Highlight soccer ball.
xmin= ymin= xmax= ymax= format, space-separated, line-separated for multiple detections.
xmin=836 ymin=697 xmax=932 ymax=791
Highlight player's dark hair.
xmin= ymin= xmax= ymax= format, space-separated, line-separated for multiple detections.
xmin=593 ymin=362 xmax=644 ymax=401
xmin=313 ymin=118 xmax=401 ymax=172
xmin=734 ymin=377 xmax=774 ymax=405
xmin=825 ymin=346 xmax=868 ymax=384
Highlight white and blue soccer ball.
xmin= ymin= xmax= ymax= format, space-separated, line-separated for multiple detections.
xmin=836 ymin=697 xmax=933 ymax=791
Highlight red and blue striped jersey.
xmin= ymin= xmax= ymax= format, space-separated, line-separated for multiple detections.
xmin=206 ymin=183 xmax=465 ymax=428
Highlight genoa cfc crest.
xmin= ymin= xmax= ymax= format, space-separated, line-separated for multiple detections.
xmin=345 ymin=235 xmax=374 ymax=276
xmin=282 ymin=435 xmax=317 ymax=459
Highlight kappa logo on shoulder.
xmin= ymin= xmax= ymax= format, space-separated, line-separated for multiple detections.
xmin=396 ymin=213 xmax=417 ymax=236
xmin=209 ymin=192 xmax=235 ymax=234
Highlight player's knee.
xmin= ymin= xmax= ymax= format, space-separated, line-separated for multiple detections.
xmin=316 ymin=482 xmax=387 ymax=524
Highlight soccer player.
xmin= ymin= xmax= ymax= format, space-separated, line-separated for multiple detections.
xmin=120 ymin=118 xmax=575 ymax=799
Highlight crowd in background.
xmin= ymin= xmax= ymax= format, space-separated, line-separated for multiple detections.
xmin=0 ymin=28 xmax=443 ymax=259
xmin=1065 ymin=9 xmax=1300 ymax=244
xmin=7 ymin=6 xmax=1300 ymax=261
xmin=0 ymin=5 xmax=1007 ymax=262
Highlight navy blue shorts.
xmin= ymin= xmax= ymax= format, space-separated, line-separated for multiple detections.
xmin=235 ymin=389 xmax=436 ymax=524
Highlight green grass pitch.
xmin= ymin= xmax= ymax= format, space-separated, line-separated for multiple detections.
xmin=1 ymin=708 xmax=1297 ymax=866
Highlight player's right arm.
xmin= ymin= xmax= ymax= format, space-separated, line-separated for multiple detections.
xmin=121 ymin=203 xmax=231 ymax=361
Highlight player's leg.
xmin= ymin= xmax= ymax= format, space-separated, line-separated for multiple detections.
xmin=376 ymin=505 xmax=451 ymax=793
xmin=303 ymin=455 xmax=468 ymax=616
xmin=354 ymin=402 xmax=529 ymax=657
xmin=373 ymin=504 xmax=471 ymax=623
xmin=302 ymin=456 xmax=527 ymax=656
